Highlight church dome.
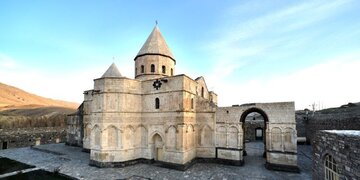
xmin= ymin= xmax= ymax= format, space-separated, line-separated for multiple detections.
xmin=134 ymin=25 xmax=175 ymax=62
xmin=134 ymin=25 xmax=176 ymax=80
xmin=101 ymin=63 xmax=122 ymax=78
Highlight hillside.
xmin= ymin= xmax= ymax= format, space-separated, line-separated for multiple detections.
xmin=0 ymin=106 xmax=77 ymax=129
xmin=0 ymin=82 xmax=79 ymax=129
xmin=0 ymin=82 xmax=78 ymax=110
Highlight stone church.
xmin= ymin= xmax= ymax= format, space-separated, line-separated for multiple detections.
xmin=67 ymin=25 xmax=299 ymax=172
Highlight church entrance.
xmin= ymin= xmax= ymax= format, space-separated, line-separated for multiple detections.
xmin=152 ymin=133 xmax=164 ymax=161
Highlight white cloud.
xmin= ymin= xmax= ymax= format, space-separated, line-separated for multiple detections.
xmin=211 ymin=52 xmax=360 ymax=109
xmin=0 ymin=53 xmax=18 ymax=69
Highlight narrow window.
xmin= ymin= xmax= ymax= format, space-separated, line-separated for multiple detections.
xmin=201 ymin=87 xmax=204 ymax=98
xmin=151 ymin=64 xmax=155 ymax=73
xmin=162 ymin=65 xmax=166 ymax=74
xmin=155 ymin=98 xmax=160 ymax=109
xmin=141 ymin=65 xmax=144 ymax=73
xmin=171 ymin=68 xmax=173 ymax=76
xmin=191 ymin=98 xmax=194 ymax=109
xmin=324 ymin=155 xmax=339 ymax=180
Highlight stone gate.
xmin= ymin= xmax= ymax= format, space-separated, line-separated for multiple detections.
xmin=215 ymin=102 xmax=299 ymax=172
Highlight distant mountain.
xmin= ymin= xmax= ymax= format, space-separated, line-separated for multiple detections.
xmin=0 ymin=82 xmax=79 ymax=129
xmin=0 ymin=82 xmax=78 ymax=110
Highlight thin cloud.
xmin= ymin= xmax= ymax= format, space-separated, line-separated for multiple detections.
xmin=205 ymin=0 xmax=355 ymax=69
xmin=200 ymin=0 xmax=358 ymax=109
xmin=222 ymin=0 xmax=353 ymax=42
xmin=213 ymin=52 xmax=360 ymax=109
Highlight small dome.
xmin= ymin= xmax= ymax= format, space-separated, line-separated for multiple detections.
xmin=101 ymin=63 xmax=122 ymax=78
xmin=135 ymin=25 xmax=175 ymax=62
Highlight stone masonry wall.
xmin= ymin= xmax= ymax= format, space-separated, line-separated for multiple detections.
xmin=244 ymin=121 xmax=264 ymax=141
xmin=66 ymin=104 xmax=83 ymax=147
xmin=66 ymin=114 xmax=83 ymax=147
xmin=0 ymin=127 xmax=66 ymax=149
xmin=305 ymin=106 xmax=360 ymax=142
xmin=312 ymin=130 xmax=360 ymax=180
xmin=302 ymin=106 xmax=360 ymax=143
xmin=295 ymin=110 xmax=307 ymax=138
xmin=216 ymin=102 xmax=298 ymax=169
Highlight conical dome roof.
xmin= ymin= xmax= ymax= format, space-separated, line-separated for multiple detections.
xmin=135 ymin=25 xmax=175 ymax=62
xmin=101 ymin=63 xmax=122 ymax=78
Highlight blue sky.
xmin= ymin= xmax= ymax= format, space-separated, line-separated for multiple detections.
xmin=1 ymin=0 xmax=360 ymax=110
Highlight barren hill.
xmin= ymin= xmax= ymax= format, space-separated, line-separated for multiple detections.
xmin=0 ymin=82 xmax=79 ymax=110
xmin=0 ymin=82 xmax=79 ymax=129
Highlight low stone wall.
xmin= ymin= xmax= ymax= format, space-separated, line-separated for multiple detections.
xmin=312 ymin=130 xmax=360 ymax=180
xmin=0 ymin=127 xmax=66 ymax=149
xmin=295 ymin=106 xmax=360 ymax=143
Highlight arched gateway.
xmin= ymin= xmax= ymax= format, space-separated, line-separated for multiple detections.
xmin=215 ymin=102 xmax=299 ymax=172
xmin=240 ymin=107 xmax=268 ymax=157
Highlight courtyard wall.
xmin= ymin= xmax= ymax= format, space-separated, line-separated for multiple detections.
xmin=0 ymin=127 xmax=66 ymax=149
xmin=312 ymin=130 xmax=360 ymax=180
xmin=295 ymin=105 xmax=360 ymax=144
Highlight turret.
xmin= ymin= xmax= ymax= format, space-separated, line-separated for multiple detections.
xmin=134 ymin=25 xmax=176 ymax=80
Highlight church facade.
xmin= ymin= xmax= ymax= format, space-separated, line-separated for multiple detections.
xmin=67 ymin=25 xmax=299 ymax=172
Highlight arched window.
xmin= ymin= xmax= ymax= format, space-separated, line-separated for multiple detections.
xmin=155 ymin=98 xmax=160 ymax=109
xmin=141 ymin=65 xmax=144 ymax=73
xmin=324 ymin=154 xmax=339 ymax=180
xmin=201 ymin=87 xmax=204 ymax=98
xmin=162 ymin=65 xmax=166 ymax=74
xmin=191 ymin=98 xmax=194 ymax=109
xmin=151 ymin=64 xmax=155 ymax=73
xmin=171 ymin=68 xmax=173 ymax=76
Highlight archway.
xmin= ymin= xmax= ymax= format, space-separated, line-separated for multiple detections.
xmin=151 ymin=133 xmax=164 ymax=161
xmin=240 ymin=108 xmax=268 ymax=158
